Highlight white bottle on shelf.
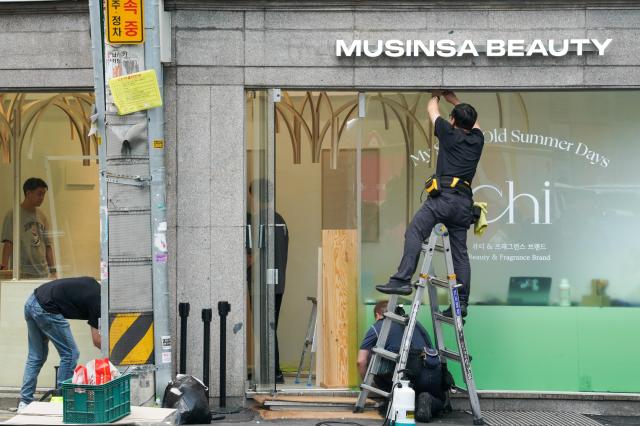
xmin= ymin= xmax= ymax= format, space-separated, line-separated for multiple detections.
xmin=559 ymin=278 xmax=571 ymax=307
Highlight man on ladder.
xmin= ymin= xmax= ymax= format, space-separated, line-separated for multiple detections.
xmin=376 ymin=90 xmax=484 ymax=319
xmin=356 ymin=90 xmax=485 ymax=424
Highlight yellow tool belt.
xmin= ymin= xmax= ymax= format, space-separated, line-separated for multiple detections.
xmin=424 ymin=175 xmax=471 ymax=197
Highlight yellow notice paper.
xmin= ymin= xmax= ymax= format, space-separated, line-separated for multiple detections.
xmin=108 ymin=69 xmax=163 ymax=115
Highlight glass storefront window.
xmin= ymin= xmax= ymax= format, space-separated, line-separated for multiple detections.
xmin=0 ymin=92 xmax=99 ymax=280
xmin=0 ymin=92 xmax=101 ymax=389
xmin=248 ymin=89 xmax=640 ymax=393
xmin=360 ymin=91 xmax=640 ymax=309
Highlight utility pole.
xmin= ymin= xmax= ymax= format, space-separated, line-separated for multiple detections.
xmin=88 ymin=0 xmax=172 ymax=402
xmin=144 ymin=0 xmax=172 ymax=399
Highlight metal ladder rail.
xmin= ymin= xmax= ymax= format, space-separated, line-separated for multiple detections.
xmin=295 ymin=297 xmax=317 ymax=386
xmin=354 ymin=293 xmax=400 ymax=409
xmin=438 ymin=229 xmax=484 ymax=425
xmin=354 ymin=232 xmax=439 ymax=411
xmin=389 ymin=231 xmax=439 ymax=386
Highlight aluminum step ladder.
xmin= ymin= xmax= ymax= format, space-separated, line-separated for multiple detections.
xmin=294 ymin=296 xmax=317 ymax=386
xmin=354 ymin=223 xmax=483 ymax=425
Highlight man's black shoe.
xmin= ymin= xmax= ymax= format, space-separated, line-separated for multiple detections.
xmin=376 ymin=281 xmax=413 ymax=296
xmin=441 ymin=303 xmax=468 ymax=318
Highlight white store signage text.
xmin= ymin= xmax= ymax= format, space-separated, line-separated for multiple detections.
xmin=336 ymin=39 xmax=612 ymax=58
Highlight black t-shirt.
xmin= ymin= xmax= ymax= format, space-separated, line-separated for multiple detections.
xmin=34 ymin=276 xmax=101 ymax=329
xmin=360 ymin=319 xmax=433 ymax=352
xmin=434 ymin=116 xmax=484 ymax=183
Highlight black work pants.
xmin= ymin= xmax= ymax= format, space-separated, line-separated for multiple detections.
xmin=374 ymin=365 xmax=445 ymax=416
xmin=390 ymin=190 xmax=473 ymax=303
xmin=274 ymin=293 xmax=283 ymax=375
xmin=411 ymin=364 xmax=446 ymax=416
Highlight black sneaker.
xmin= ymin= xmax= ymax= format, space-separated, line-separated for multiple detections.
xmin=376 ymin=280 xmax=413 ymax=296
xmin=441 ymin=303 xmax=468 ymax=318
xmin=415 ymin=392 xmax=433 ymax=423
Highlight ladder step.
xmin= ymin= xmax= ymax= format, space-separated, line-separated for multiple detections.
xmin=383 ymin=311 xmax=407 ymax=324
xmin=372 ymin=347 xmax=399 ymax=362
xmin=433 ymin=313 xmax=455 ymax=325
xmin=429 ymin=277 xmax=450 ymax=289
xmin=360 ymin=384 xmax=390 ymax=399
xmin=441 ymin=349 xmax=462 ymax=362
xmin=421 ymin=243 xmax=444 ymax=252
xmin=430 ymin=276 xmax=463 ymax=289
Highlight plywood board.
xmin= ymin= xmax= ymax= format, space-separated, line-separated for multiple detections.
xmin=321 ymin=229 xmax=358 ymax=388
xmin=258 ymin=409 xmax=382 ymax=420
xmin=252 ymin=395 xmax=377 ymax=405
xmin=4 ymin=402 xmax=176 ymax=425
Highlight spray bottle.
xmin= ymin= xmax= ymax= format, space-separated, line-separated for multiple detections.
xmin=389 ymin=380 xmax=415 ymax=426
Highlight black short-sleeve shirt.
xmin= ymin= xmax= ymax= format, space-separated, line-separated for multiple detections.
xmin=34 ymin=276 xmax=101 ymax=329
xmin=360 ymin=319 xmax=433 ymax=352
xmin=434 ymin=116 xmax=484 ymax=183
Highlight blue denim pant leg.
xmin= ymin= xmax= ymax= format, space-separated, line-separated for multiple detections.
xmin=20 ymin=295 xmax=49 ymax=404
xmin=20 ymin=294 xmax=79 ymax=404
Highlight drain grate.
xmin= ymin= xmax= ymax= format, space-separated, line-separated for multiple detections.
xmin=482 ymin=411 xmax=603 ymax=426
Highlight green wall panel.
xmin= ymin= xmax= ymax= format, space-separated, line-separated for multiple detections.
xmin=360 ymin=302 xmax=640 ymax=392
xmin=575 ymin=308 xmax=640 ymax=392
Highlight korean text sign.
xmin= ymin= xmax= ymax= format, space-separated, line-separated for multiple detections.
xmin=107 ymin=0 xmax=144 ymax=44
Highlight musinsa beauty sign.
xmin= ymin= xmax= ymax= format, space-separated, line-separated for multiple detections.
xmin=336 ymin=39 xmax=613 ymax=57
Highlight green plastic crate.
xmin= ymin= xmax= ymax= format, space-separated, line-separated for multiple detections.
xmin=62 ymin=374 xmax=131 ymax=424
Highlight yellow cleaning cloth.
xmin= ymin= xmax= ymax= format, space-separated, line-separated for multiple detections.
xmin=474 ymin=202 xmax=488 ymax=236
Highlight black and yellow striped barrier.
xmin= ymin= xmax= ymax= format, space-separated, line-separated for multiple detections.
xmin=109 ymin=312 xmax=154 ymax=365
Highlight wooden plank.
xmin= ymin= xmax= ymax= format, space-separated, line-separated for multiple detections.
xmin=321 ymin=229 xmax=358 ymax=388
xmin=5 ymin=402 xmax=176 ymax=425
xmin=257 ymin=409 xmax=382 ymax=420
xmin=251 ymin=395 xmax=377 ymax=405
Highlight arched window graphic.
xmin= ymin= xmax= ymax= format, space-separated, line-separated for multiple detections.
xmin=0 ymin=93 xmax=97 ymax=165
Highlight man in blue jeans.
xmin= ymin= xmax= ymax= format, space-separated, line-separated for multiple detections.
xmin=19 ymin=277 xmax=101 ymax=411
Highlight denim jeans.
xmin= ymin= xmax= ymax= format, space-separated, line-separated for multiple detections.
xmin=20 ymin=294 xmax=79 ymax=404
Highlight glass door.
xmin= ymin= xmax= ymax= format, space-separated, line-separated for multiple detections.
xmin=246 ymin=90 xmax=277 ymax=392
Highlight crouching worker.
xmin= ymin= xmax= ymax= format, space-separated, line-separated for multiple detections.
xmin=18 ymin=277 xmax=101 ymax=412
xmin=357 ymin=301 xmax=447 ymax=422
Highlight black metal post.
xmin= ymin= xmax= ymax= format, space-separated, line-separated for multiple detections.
xmin=210 ymin=301 xmax=238 ymax=415
xmin=54 ymin=366 xmax=59 ymax=389
xmin=202 ymin=308 xmax=212 ymax=398
xmin=178 ymin=302 xmax=190 ymax=374
xmin=218 ymin=301 xmax=230 ymax=408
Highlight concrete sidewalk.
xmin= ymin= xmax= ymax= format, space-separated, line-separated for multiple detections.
xmin=3 ymin=407 xmax=640 ymax=425
xmin=2 ymin=397 xmax=640 ymax=425
xmin=203 ymin=407 xmax=482 ymax=426
xmin=208 ymin=409 xmax=640 ymax=426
